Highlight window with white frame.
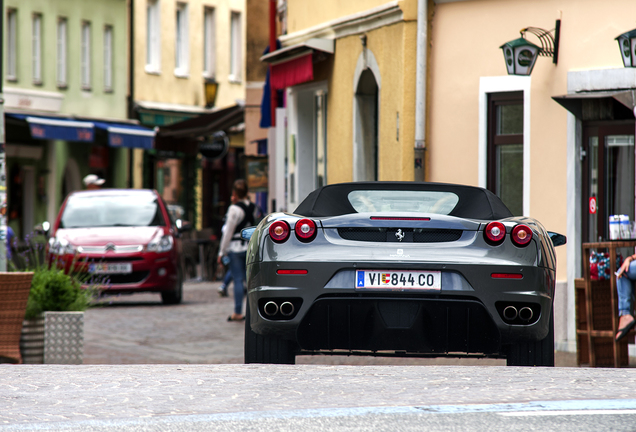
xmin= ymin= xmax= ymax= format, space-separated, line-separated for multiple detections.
xmin=57 ymin=17 xmax=67 ymax=88
xmin=146 ymin=0 xmax=160 ymax=73
xmin=229 ymin=11 xmax=242 ymax=81
xmin=487 ymin=92 xmax=523 ymax=216
xmin=104 ymin=25 xmax=113 ymax=91
xmin=81 ymin=21 xmax=91 ymax=89
xmin=32 ymin=13 xmax=42 ymax=84
xmin=7 ymin=9 xmax=17 ymax=80
xmin=175 ymin=3 xmax=189 ymax=76
xmin=203 ymin=7 xmax=216 ymax=78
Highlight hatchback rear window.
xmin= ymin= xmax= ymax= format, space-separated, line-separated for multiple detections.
xmin=348 ymin=190 xmax=460 ymax=215
xmin=60 ymin=194 xmax=165 ymax=228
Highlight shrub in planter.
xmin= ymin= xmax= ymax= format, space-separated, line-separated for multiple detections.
xmin=15 ymin=237 xmax=100 ymax=364
xmin=24 ymin=267 xmax=93 ymax=320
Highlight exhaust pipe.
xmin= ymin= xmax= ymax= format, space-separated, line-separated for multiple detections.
xmin=280 ymin=301 xmax=295 ymax=317
xmin=263 ymin=301 xmax=279 ymax=316
xmin=503 ymin=306 xmax=518 ymax=321
xmin=518 ymin=307 xmax=533 ymax=322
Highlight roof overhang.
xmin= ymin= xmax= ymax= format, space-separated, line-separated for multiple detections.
xmin=552 ymin=90 xmax=636 ymax=118
xmin=154 ymin=104 xmax=244 ymax=155
xmin=260 ymin=38 xmax=334 ymax=64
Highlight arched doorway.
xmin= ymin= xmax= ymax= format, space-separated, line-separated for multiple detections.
xmin=353 ymin=50 xmax=381 ymax=181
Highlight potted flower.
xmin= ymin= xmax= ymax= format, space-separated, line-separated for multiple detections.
xmin=16 ymin=235 xmax=98 ymax=364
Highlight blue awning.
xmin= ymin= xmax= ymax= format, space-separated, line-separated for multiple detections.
xmin=8 ymin=114 xmax=94 ymax=142
xmin=7 ymin=113 xmax=155 ymax=149
xmin=93 ymin=122 xmax=155 ymax=150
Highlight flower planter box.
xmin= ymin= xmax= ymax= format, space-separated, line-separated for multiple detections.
xmin=20 ymin=311 xmax=84 ymax=364
xmin=0 ymin=272 xmax=35 ymax=364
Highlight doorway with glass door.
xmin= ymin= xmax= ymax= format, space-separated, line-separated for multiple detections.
xmin=582 ymin=121 xmax=635 ymax=243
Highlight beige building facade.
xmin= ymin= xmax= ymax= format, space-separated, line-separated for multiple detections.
xmin=430 ymin=0 xmax=636 ymax=353
xmin=272 ymin=0 xmax=636 ymax=355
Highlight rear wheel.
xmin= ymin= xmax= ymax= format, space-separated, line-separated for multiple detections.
xmin=161 ymin=268 xmax=183 ymax=305
xmin=244 ymin=301 xmax=296 ymax=364
xmin=506 ymin=309 xmax=554 ymax=366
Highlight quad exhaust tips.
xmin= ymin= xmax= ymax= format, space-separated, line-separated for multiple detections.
xmin=263 ymin=300 xmax=296 ymax=317
xmin=501 ymin=304 xmax=535 ymax=323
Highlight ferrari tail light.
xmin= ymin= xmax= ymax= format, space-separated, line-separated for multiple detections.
xmin=269 ymin=220 xmax=290 ymax=243
xmin=294 ymin=218 xmax=317 ymax=242
xmin=484 ymin=221 xmax=506 ymax=245
xmin=511 ymin=224 xmax=533 ymax=247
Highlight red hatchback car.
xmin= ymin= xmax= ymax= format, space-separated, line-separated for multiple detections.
xmin=48 ymin=189 xmax=184 ymax=304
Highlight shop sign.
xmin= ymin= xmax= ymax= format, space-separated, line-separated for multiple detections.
xmin=199 ymin=131 xmax=229 ymax=160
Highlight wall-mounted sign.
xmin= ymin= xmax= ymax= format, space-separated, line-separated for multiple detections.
xmin=589 ymin=196 xmax=597 ymax=214
xmin=199 ymin=131 xmax=229 ymax=160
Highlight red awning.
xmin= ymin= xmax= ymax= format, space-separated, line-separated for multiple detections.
xmin=270 ymin=53 xmax=314 ymax=90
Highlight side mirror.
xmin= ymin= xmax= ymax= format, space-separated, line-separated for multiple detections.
xmin=548 ymin=232 xmax=567 ymax=247
xmin=241 ymin=227 xmax=256 ymax=241
xmin=176 ymin=219 xmax=192 ymax=232
xmin=34 ymin=221 xmax=50 ymax=236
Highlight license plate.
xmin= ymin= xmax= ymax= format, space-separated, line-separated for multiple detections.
xmin=89 ymin=263 xmax=132 ymax=274
xmin=355 ymin=270 xmax=441 ymax=290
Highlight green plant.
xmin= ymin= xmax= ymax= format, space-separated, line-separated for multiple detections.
xmin=11 ymin=233 xmax=99 ymax=320
xmin=24 ymin=267 xmax=93 ymax=320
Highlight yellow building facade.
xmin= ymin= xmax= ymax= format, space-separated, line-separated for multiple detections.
xmin=131 ymin=0 xmax=247 ymax=230
xmin=271 ymin=0 xmax=420 ymax=210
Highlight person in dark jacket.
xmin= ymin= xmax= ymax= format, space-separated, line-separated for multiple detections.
xmin=217 ymin=180 xmax=258 ymax=321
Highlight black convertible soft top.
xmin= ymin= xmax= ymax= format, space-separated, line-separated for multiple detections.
xmin=294 ymin=182 xmax=513 ymax=220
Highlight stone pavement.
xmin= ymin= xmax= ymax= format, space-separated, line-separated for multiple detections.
xmin=0 ymin=281 xmax=629 ymax=428
xmin=82 ymin=280 xmax=579 ymax=367
xmin=1 ymin=364 xmax=636 ymax=426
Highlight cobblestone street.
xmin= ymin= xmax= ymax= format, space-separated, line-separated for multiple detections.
xmin=84 ymin=280 xmax=578 ymax=367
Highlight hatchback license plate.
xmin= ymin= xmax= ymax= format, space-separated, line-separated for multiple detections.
xmin=355 ymin=270 xmax=441 ymax=290
xmin=89 ymin=263 xmax=132 ymax=274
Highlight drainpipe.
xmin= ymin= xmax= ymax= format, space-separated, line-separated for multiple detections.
xmin=127 ymin=0 xmax=135 ymax=188
xmin=414 ymin=0 xmax=427 ymax=181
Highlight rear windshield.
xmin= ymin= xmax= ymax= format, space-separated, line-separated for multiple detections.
xmin=348 ymin=190 xmax=460 ymax=215
xmin=60 ymin=194 xmax=166 ymax=228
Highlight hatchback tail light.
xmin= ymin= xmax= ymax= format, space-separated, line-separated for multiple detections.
xmin=269 ymin=221 xmax=290 ymax=243
xmin=294 ymin=218 xmax=317 ymax=242
xmin=511 ymin=224 xmax=533 ymax=247
xmin=484 ymin=221 xmax=506 ymax=245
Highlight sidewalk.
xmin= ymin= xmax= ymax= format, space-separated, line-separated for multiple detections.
xmin=1 ymin=363 xmax=635 ymax=427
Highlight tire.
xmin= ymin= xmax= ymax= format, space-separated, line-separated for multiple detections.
xmin=244 ymin=301 xmax=296 ymax=364
xmin=506 ymin=308 xmax=555 ymax=366
xmin=161 ymin=268 xmax=183 ymax=305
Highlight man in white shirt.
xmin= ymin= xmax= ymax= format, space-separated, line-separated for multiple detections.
xmin=217 ymin=179 xmax=257 ymax=321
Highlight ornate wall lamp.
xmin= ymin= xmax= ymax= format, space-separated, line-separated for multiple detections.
xmin=616 ymin=28 xmax=636 ymax=67
xmin=500 ymin=20 xmax=561 ymax=76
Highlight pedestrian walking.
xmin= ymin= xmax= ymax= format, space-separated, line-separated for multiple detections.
xmin=217 ymin=179 xmax=259 ymax=321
